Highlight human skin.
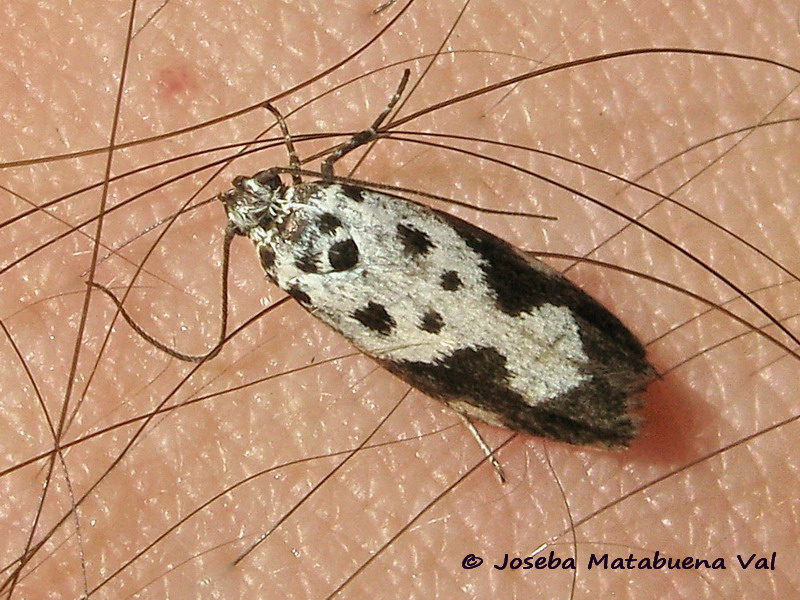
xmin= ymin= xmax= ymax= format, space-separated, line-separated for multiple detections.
xmin=1 ymin=0 xmax=798 ymax=598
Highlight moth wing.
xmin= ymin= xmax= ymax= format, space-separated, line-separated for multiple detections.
xmin=382 ymin=207 xmax=654 ymax=448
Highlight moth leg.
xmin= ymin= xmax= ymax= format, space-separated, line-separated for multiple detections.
xmin=321 ymin=68 xmax=411 ymax=180
xmin=455 ymin=413 xmax=507 ymax=484
xmin=89 ymin=225 xmax=236 ymax=363
xmin=262 ymin=103 xmax=302 ymax=185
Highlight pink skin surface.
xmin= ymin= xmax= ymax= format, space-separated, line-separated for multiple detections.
xmin=2 ymin=1 xmax=798 ymax=597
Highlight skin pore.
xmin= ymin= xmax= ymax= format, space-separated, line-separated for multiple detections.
xmin=1 ymin=0 xmax=798 ymax=597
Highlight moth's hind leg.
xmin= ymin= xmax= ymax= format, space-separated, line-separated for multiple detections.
xmin=321 ymin=69 xmax=411 ymax=180
xmin=454 ymin=412 xmax=508 ymax=484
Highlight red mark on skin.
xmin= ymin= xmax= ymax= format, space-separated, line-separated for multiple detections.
xmin=156 ymin=64 xmax=198 ymax=100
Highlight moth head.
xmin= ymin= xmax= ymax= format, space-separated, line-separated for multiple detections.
xmin=218 ymin=169 xmax=286 ymax=234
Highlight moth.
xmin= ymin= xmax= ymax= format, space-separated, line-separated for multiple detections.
xmin=219 ymin=72 xmax=654 ymax=450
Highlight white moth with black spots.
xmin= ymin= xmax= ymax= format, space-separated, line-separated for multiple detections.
xmin=220 ymin=170 xmax=654 ymax=448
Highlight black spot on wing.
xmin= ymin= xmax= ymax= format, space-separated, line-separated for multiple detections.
xmin=328 ymin=239 xmax=359 ymax=271
xmin=287 ymin=285 xmax=312 ymax=306
xmin=352 ymin=302 xmax=395 ymax=335
xmin=295 ymin=250 xmax=320 ymax=273
xmin=339 ymin=184 xmax=365 ymax=203
xmin=385 ymin=346 xmax=522 ymax=410
xmin=419 ymin=309 xmax=444 ymax=334
xmin=397 ymin=223 xmax=435 ymax=256
xmin=440 ymin=270 xmax=462 ymax=291
xmin=259 ymin=246 xmax=275 ymax=270
xmin=318 ymin=213 xmax=342 ymax=235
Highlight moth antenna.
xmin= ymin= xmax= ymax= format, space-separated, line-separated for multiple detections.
xmin=90 ymin=226 xmax=236 ymax=363
xmin=263 ymin=102 xmax=302 ymax=185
